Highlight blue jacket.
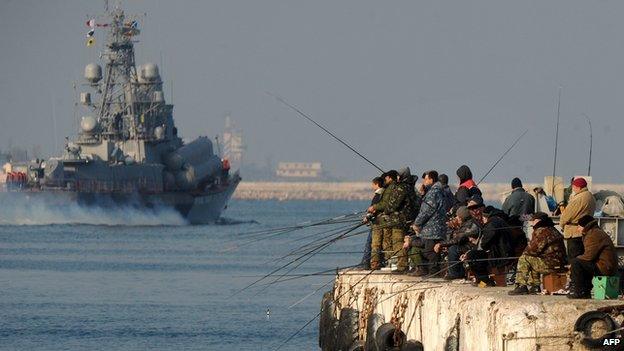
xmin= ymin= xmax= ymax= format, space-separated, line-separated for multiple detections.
xmin=413 ymin=182 xmax=448 ymax=240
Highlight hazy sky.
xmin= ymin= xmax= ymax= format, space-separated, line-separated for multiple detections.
xmin=1 ymin=0 xmax=624 ymax=182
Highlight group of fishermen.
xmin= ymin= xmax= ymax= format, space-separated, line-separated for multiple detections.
xmin=361 ymin=165 xmax=618 ymax=299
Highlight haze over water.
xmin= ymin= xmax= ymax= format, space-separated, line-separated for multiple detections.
xmin=0 ymin=200 xmax=367 ymax=351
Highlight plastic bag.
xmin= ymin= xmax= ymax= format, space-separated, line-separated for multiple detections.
xmin=602 ymin=195 xmax=624 ymax=217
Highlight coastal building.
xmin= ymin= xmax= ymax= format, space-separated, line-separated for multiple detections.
xmin=276 ymin=162 xmax=323 ymax=179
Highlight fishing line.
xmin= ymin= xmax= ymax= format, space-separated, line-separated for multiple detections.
xmin=268 ymin=92 xmax=385 ymax=173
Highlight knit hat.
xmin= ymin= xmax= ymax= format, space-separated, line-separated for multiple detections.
xmin=467 ymin=197 xmax=485 ymax=210
xmin=439 ymin=174 xmax=449 ymax=186
xmin=456 ymin=206 xmax=471 ymax=220
xmin=384 ymin=170 xmax=399 ymax=181
xmin=530 ymin=212 xmax=549 ymax=222
xmin=578 ymin=215 xmax=595 ymax=228
xmin=511 ymin=177 xmax=522 ymax=189
xmin=572 ymin=177 xmax=587 ymax=188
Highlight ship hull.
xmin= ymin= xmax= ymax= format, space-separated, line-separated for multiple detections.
xmin=0 ymin=177 xmax=240 ymax=225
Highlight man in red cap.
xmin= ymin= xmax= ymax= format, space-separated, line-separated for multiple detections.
xmin=560 ymin=177 xmax=596 ymax=261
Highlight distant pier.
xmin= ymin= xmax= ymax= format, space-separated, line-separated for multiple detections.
xmin=233 ymin=181 xmax=624 ymax=202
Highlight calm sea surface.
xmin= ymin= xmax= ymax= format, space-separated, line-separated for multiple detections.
xmin=0 ymin=200 xmax=368 ymax=351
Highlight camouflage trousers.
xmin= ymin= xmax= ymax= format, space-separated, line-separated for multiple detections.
xmin=408 ymin=247 xmax=423 ymax=270
xmin=370 ymin=227 xmax=392 ymax=269
xmin=515 ymin=254 xmax=553 ymax=287
xmin=390 ymin=228 xmax=408 ymax=271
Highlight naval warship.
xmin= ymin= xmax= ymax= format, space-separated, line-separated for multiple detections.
xmin=1 ymin=5 xmax=240 ymax=224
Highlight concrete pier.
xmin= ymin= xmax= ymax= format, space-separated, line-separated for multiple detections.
xmin=330 ymin=270 xmax=624 ymax=351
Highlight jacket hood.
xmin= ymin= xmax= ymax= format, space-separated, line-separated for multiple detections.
xmin=582 ymin=219 xmax=600 ymax=233
xmin=456 ymin=165 xmax=473 ymax=183
xmin=398 ymin=167 xmax=411 ymax=180
xmin=399 ymin=167 xmax=417 ymax=185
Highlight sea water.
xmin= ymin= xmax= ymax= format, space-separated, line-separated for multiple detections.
xmin=0 ymin=200 xmax=368 ymax=351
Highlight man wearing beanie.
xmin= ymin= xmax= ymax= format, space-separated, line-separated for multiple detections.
xmin=568 ymin=215 xmax=618 ymax=299
xmin=502 ymin=177 xmax=535 ymax=217
xmin=434 ymin=206 xmax=480 ymax=280
xmin=508 ymin=212 xmax=566 ymax=295
xmin=560 ymin=177 xmax=596 ymax=261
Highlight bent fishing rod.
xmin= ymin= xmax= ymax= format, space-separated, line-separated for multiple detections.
xmin=267 ymin=92 xmax=385 ymax=173
xmin=477 ymin=129 xmax=528 ymax=185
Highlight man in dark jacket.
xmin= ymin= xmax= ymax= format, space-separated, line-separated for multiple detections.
xmin=463 ymin=206 xmax=513 ymax=286
xmin=407 ymin=170 xmax=447 ymax=275
xmin=502 ymin=177 xmax=535 ymax=217
xmin=568 ymin=215 xmax=619 ymax=299
xmin=435 ymin=206 xmax=480 ymax=280
xmin=454 ymin=165 xmax=483 ymax=207
xmin=361 ymin=176 xmax=385 ymax=269
xmin=508 ymin=212 xmax=567 ymax=295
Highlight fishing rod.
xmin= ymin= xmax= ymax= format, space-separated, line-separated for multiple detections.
xmin=288 ymin=279 xmax=335 ymax=309
xmin=376 ymin=255 xmax=522 ymax=305
xmin=476 ymin=129 xmax=529 ymax=185
xmin=233 ymin=222 xmax=367 ymax=295
xmin=276 ymin=227 xmax=370 ymax=265
xmin=551 ymin=87 xmax=562 ymax=194
xmin=230 ymin=211 xmax=364 ymax=238
xmin=255 ymin=224 xmax=367 ymax=294
xmin=225 ymin=220 xmax=361 ymax=254
xmin=265 ymin=224 xmax=366 ymax=265
xmin=267 ymin=92 xmax=385 ymax=173
xmin=581 ymin=113 xmax=593 ymax=177
xmin=220 ymin=211 xmax=364 ymax=251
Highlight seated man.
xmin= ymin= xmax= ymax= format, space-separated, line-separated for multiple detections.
xmin=568 ymin=215 xmax=618 ymax=299
xmin=462 ymin=204 xmax=513 ymax=287
xmin=508 ymin=212 xmax=567 ymax=295
xmin=434 ymin=206 xmax=480 ymax=280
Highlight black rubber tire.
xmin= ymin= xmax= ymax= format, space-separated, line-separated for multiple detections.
xmin=365 ymin=313 xmax=384 ymax=351
xmin=336 ymin=307 xmax=360 ymax=351
xmin=401 ymin=340 xmax=424 ymax=351
xmin=319 ymin=291 xmax=335 ymax=350
xmin=375 ymin=322 xmax=406 ymax=351
xmin=325 ymin=318 xmax=340 ymax=351
xmin=574 ymin=311 xmax=618 ymax=348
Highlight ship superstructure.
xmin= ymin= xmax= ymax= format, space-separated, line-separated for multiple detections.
xmin=2 ymin=4 xmax=240 ymax=224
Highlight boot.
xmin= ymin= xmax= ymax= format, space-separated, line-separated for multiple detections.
xmin=566 ymin=282 xmax=590 ymax=299
xmin=508 ymin=285 xmax=529 ymax=295
xmin=528 ymin=285 xmax=541 ymax=294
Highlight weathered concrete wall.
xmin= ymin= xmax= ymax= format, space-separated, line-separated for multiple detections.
xmin=333 ymin=271 xmax=623 ymax=351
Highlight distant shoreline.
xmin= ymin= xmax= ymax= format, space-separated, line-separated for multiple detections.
xmin=233 ymin=181 xmax=624 ymax=202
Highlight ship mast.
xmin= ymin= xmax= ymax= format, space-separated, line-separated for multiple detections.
xmin=97 ymin=6 xmax=140 ymax=143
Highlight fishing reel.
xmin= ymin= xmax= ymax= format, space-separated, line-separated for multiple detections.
xmin=363 ymin=212 xmax=377 ymax=225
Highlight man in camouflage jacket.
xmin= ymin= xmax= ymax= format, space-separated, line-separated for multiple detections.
xmin=368 ymin=168 xmax=419 ymax=272
xmin=508 ymin=212 xmax=567 ymax=295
